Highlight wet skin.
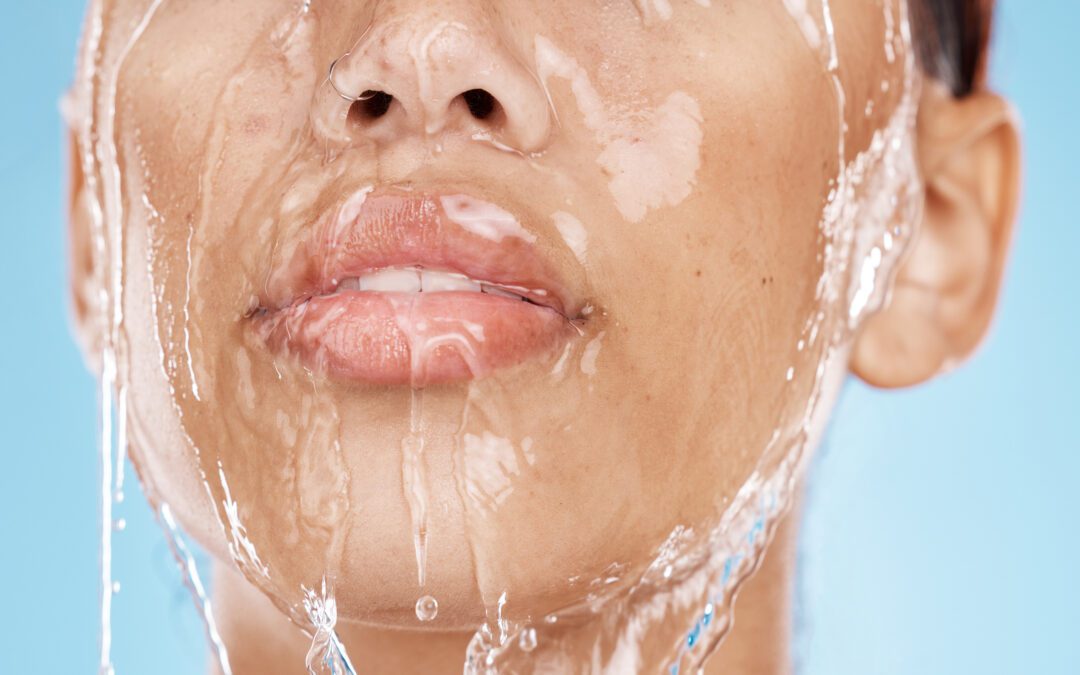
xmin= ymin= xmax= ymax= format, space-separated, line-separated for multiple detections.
xmin=69 ymin=0 xmax=1020 ymax=672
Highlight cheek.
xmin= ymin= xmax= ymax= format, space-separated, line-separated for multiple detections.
xmin=590 ymin=26 xmax=837 ymax=490
xmin=116 ymin=1 xmax=332 ymax=400
xmin=473 ymin=29 xmax=846 ymax=605
xmin=110 ymin=3 xmax=351 ymax=604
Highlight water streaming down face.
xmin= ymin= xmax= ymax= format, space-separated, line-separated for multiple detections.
xmin=466 ymin=3 xmax=922 ymax=669
xmin=71 ymin=0 xmax=921 ymax=673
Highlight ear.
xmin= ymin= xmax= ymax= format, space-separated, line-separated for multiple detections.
xmin=67 ymin=129 xmax=104 ymax=374
xmin=851 ymin=81 xmax=1022 ymax=388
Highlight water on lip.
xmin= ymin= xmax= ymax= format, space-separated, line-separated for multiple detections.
xmin=79 ymin=0 xmax=920 ymax=673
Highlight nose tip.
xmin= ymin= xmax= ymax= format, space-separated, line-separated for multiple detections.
xmin=319 ymin=18 xmax=552 ymax=153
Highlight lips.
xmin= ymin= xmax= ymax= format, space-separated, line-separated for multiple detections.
xmin=251 ymin=190 xmax=582 ymax=386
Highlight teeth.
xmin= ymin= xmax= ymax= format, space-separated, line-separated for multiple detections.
xmin=357 ymin=268 xmax=421 ymax=292
xmin=421 ymin=269 xmax=482 ymax=292
xmin=333 ymin=267 xmax=526 ymax=301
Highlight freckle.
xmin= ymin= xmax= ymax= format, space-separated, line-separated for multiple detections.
xmin=761 ymin=277 xmax=767 ymax=286
xmin=695 ymin=270 xmax=702 ymax=278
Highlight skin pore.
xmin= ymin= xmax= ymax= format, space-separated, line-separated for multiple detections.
xmin=68 ymin=0 xmax=1020 ymax=673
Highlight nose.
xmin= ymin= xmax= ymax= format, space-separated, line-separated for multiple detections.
xmin=313 ymin=4 xmax=553 ymax=153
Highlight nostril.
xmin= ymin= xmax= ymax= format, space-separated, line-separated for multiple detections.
xmin=349 ymin=90 xmax=394 ymax=123
xmin=461 ymin=89 xmax=498 ymax=120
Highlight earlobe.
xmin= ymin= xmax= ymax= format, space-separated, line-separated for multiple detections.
xmin=851 ymin=82 xmax=1022 ymax=389
xmin=67 ymin=130 xmax=104 ymax=374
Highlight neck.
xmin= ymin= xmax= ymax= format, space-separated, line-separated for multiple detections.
xmin=211 ymin=508 xmax=798 ymax=675
xmin=703 ymin=503 xmax=797 ymax=675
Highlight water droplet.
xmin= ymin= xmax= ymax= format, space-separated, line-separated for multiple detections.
xmin=518 ymin=627 xmax=538 ymax=653
xmin=114 ymin=490 xmax=125 ymax=504
xmin=687 ymin=620 xmax=701 ymax=648
xmin=703 ymin=602 xmax=715 ymax=626
xmin=112 ymin=581 xmax=121 ymax=594
xmin=415 ymin=594 xmax=438 ymax=622
xmin=114 ymin=518 xmax=126 ymax=531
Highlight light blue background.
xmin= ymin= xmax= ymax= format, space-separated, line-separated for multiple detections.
xmin=1 ymin=3 xmax=1075 ymax=674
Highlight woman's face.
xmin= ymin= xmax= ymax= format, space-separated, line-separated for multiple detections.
xmin=74 ymin=0 xmax=916 ymax=632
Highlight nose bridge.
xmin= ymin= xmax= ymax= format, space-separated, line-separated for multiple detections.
xmin=324 ymin=0 xmax=552 ymax=152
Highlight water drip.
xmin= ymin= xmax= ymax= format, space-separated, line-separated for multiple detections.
xmin=518 ymin=627 xmax=538 ymax=653
xmin=416 ymin=594 xmax=440 ymax=622
xmin=402 ymin=387 xmax=430 ymax=588
xmin=303 ymin=580 xmax=358 ymax=675
xmin=98 ymin=356 xmax=115 ymax=675
xmin=159 ymin=504 xmax=234 ymax=675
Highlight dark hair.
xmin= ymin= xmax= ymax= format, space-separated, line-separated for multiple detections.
xmin=914 ymin=0 xmax=994 ymax=97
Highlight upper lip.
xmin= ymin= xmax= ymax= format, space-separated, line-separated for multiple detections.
xmin=257 ymin=187 xmax=581 ymax=319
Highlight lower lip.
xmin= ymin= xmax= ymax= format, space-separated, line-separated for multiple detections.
xmin=255 ymin=291 xmax=573 ymax=386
